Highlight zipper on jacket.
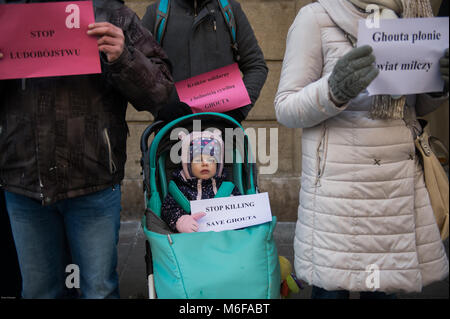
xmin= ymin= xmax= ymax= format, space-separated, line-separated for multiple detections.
xmin=315 ymin=124 xmax=329 ymax=187
xmin=38 ymin=176 xmax=45 ymax=205
xmin=22 ymin=79 xmax=26 ymax=91
xmin=103 ymin=128 xmax=117 ymax=175
xmin=35 ymin=138 xmax=45 ymax=204
xmin=210 ymin=8 xmax=216 ymax=31
xmin=194 ymin=0 xmax=198 ymax=16
xmin=39 ymin=179 xmax=44 ymax=198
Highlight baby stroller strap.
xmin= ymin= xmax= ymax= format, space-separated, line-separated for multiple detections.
xmin=168 ymin=180 xmax=236 ymax=214
xmin=155 ymin=0 xmax=170 ymax=45
xmin=214 ymin=181 xmax=235 ymax=198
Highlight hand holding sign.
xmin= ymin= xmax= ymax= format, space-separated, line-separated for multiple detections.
xmin=87 ymin=22 xmax=125 ymax=63
xmin=328 ymin=45 xmax=379 ymax=105
xmin=176 ymin=212 xmax=207 ymax=233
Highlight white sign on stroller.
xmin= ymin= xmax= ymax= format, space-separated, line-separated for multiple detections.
xmin=190 ymin=192 xmax=273 ymax=232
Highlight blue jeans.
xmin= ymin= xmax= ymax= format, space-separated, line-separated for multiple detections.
xmin=5 ymin=186 xmax=121 ymax=299
xmin=311 ymin=286 xmax=397 ymax=299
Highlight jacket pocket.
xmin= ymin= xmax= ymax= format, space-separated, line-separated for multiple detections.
xmin=103 ymin=128 xmax=117 ymax=175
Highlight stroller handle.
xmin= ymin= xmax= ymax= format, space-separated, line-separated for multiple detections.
xmin=140 ymin=120 xmax=165 ymax=155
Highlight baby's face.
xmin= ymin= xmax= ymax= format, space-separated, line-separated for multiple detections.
xmin=191 ymin=155 xmax=217 ymax=180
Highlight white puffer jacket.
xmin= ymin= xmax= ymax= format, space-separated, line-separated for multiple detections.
xmin=274 ymin=0 xmax=449 ymax=293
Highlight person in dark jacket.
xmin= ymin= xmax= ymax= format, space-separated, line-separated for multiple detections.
xmin=0 ymin=0 xmax=173 ymax=298
xmin=142 ymin=0 xmax=268 ymax=123
xmin=161 ymin=129 xmax=240 ymax=232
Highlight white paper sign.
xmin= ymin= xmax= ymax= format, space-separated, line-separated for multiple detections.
xmin=190 ymin=192 xmax=272 ymax=232
xmin=357 ymin=17 xmax=449 ymax=96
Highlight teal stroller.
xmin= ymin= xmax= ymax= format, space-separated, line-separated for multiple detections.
xmin=140 ymin=112 xmax=280 ymax=299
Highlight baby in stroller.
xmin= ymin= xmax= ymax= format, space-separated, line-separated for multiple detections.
xmin=161 ymin=129 xmax=241 ymax=233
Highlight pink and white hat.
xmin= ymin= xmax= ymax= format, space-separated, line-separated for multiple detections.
xmin=178 ymin=129 xmax=224 ymax=179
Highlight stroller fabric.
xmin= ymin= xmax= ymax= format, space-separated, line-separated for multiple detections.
xmin=143 ymin=213 xmax=280 ymax=299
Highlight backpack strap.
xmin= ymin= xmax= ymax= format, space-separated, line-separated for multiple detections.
xmin=154 ymin=0 xmax=239 ymax=61
xmin=214 ymin=181 xmax=236 ymax=198
xmin=154 ymin=0 xmax=170 ymax=44
xmin=217 ymin=0 xmax=240 ymax=62
xmin=168 ymin=180 xmax=191 ymax=214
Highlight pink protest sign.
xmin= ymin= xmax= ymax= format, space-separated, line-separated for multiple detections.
xmin=175 ymin=63 xmax=251 ymax=113
xmin=0 ymin=1 xmax=101 ymax=80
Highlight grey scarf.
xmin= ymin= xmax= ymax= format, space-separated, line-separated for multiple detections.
xmin=349 ymin=0 xmax=403 ymax=13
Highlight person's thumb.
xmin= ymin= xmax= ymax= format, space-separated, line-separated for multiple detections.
xmin=192 ymin=212 xmax=206 ymax=221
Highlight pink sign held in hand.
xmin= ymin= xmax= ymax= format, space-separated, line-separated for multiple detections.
xmin=175 ymin=63 xmax=251 ymax=114
xmin=0 ymin=1 xmax=101 ymax=80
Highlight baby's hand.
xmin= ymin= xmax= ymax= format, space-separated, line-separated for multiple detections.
xmin=176 ymin=212 xmax=206 ymax=233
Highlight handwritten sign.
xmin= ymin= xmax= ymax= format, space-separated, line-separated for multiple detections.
xmin=0 ymin=1 xmax=101 ymax=80
xmin=190 ymin=192 xmax=272 ymax=232
xmin=357 ymin=17 xmax=449 ymax=96
xmin=175 ymin=63 xmax=251 ymax=113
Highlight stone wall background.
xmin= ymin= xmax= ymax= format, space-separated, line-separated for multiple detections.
xmin=121 ymin=0 xmax=449 ymax=221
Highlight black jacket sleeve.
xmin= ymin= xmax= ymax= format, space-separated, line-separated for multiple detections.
xmin=105 ymin=8 xmax=174 ymax=116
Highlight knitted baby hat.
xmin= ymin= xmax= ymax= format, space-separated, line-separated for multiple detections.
xmin=178 ymin=129 xmax=225 ymax=179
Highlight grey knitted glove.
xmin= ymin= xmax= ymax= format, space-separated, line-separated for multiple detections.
xmin=328 ymin=45 xmax=379 ymax=105
xmin=440 ymin=48 xmax=449 ymax=93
